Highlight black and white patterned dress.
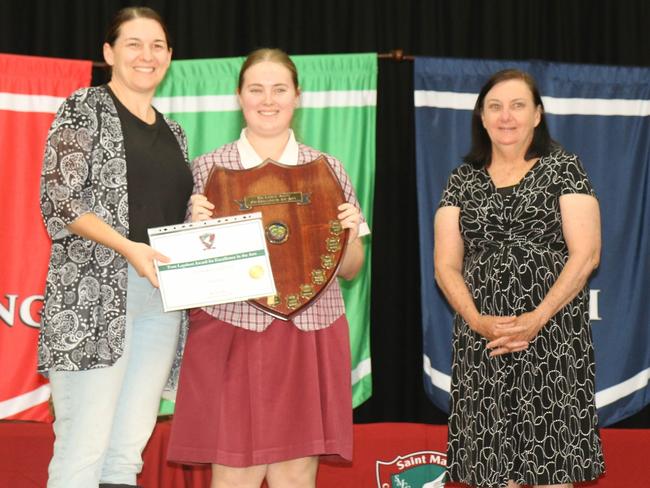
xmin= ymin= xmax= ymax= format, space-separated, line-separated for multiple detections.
xmin=439 ymin=150 xmax=605 ymax=487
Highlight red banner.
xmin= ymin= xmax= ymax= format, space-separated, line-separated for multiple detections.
xmin=0 ymin=53 xmax=91 ymax=421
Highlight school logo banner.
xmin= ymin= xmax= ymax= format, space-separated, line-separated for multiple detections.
xmin=376 ymin=450 xmax=447 ymax=488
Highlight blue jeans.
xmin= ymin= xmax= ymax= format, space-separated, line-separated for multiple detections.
xmin=47 ymin=265 xmax=181 ymax=487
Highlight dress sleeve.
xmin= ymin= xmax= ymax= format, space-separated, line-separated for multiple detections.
xmin=560 ymin=154 xmax=596 ymax=197
xmin=40 ymin=91 xmax=97 ymax=240
xmin=438 ymin=166 xmax=464 ymax=208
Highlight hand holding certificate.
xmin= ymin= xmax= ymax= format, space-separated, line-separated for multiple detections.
xmin=148 ymin=212 xmax=276 ymax=311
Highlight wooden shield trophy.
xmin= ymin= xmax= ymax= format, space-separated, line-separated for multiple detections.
xmin=204 ymin=156 xmax=349 ymax=320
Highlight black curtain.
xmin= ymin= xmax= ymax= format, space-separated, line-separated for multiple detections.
xmin=2 ymin=0 xmax=648 ymax=427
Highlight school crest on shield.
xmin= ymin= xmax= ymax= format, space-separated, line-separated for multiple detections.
xmin=375 ymin=450 xmax=447 ymax=488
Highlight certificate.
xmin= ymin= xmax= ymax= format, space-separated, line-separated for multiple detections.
xmin=148 ymin=212 xmax=276 ymax=312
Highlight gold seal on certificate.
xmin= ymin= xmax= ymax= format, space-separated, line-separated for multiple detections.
xmin=248 ymin=265 xmax=265 ymax=279
xmin=148 ymin=212 xmax=276 ymax=312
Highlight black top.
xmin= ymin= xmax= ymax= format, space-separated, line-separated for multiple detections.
xmin=495 ymin=184 xmax=515 ymax=195
xmin=107 ymin=86 xmax=193 ymax=244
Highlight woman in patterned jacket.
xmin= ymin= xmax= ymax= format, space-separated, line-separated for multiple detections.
xmin=39 ymin=7 xmax=192 ymax=488
xmin=167 ymin=48 xmax=369 ymax=488
xmin=434 ymin=70 xmax=605 ymax=488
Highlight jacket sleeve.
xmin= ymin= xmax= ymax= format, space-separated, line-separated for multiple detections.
xmin=40 ymin=89 xmax=100 ymax=240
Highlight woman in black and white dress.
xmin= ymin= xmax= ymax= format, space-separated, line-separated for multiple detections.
xmin=434 ymin=69 xmax=605 ymax=488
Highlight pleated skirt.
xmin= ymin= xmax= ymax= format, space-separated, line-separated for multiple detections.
xmin=168 ymin=309 xmax=353 ymax=467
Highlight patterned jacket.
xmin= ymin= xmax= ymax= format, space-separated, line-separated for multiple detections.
xmin=38 ymin=85 xmax=189 ymax=373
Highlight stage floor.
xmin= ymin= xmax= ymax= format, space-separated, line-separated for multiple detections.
xmin=0 ymin=420 xmax=647 ymax=487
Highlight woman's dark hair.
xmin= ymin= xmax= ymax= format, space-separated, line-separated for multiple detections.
xmin=238 ymin=48 xmax=299 ymax=92
xmin=463 ymin=69 xmax=556 ymax=167
xmin=104 ymin=6 xmax=172 ymax=48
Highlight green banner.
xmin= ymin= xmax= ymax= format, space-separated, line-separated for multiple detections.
xmin=155 ymin=53 xmax=376 ymax=409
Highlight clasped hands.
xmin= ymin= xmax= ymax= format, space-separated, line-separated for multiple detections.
xmin=470 ymin=311 xmax=546 ymax=357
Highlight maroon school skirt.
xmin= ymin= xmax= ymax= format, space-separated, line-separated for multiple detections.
xmin=167 ymin=309 xmax=353 ymax=467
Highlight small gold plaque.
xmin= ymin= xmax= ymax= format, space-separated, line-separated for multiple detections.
xmin=326 ymin=236 xmax=341 ymax=252
xmin=320 ymin=254 xmax=335 ymax=270
xmin=329 ymin=220 xmax=343 ymax=236
xmin=286 ymin=294 xmax=300 ymax=310
xmin=267 ymin=295 xmax=281 ymax=307
xmin=299 ymin=284 xmax=315 ymax=299
xmin=236 ymin=192 xmax=311 ymax=210
xmin=311 ymin=269 xmax=326 ymax=285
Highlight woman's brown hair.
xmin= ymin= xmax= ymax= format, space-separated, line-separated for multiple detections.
xmin=104 ymin=6 xmax=171 ymax=48
xmin=464 ymin=69 xmax=557 ymax=167
xmin=238 ymin=48 xmax=299 ymax=92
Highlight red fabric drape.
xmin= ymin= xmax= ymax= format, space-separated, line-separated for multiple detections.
xmin=0 ymin=53 xmax=91 ymax=421
xmin=0 ymin=421 xmax=647 ymax=487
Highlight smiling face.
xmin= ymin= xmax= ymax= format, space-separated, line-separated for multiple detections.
xmin=237 ymin=60 xmax=299 ymax=139
xmin=103 ymin=17 xmax=171 ymax=96
xmin=481 ymin=78 xmax=541 ymax=152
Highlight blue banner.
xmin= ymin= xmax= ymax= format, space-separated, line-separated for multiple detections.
xmin=415 ymin=57 xmax=650 ymax=426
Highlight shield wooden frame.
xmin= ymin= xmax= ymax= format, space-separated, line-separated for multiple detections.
xmin=204 ymin=155 xmax=349 ymax=320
